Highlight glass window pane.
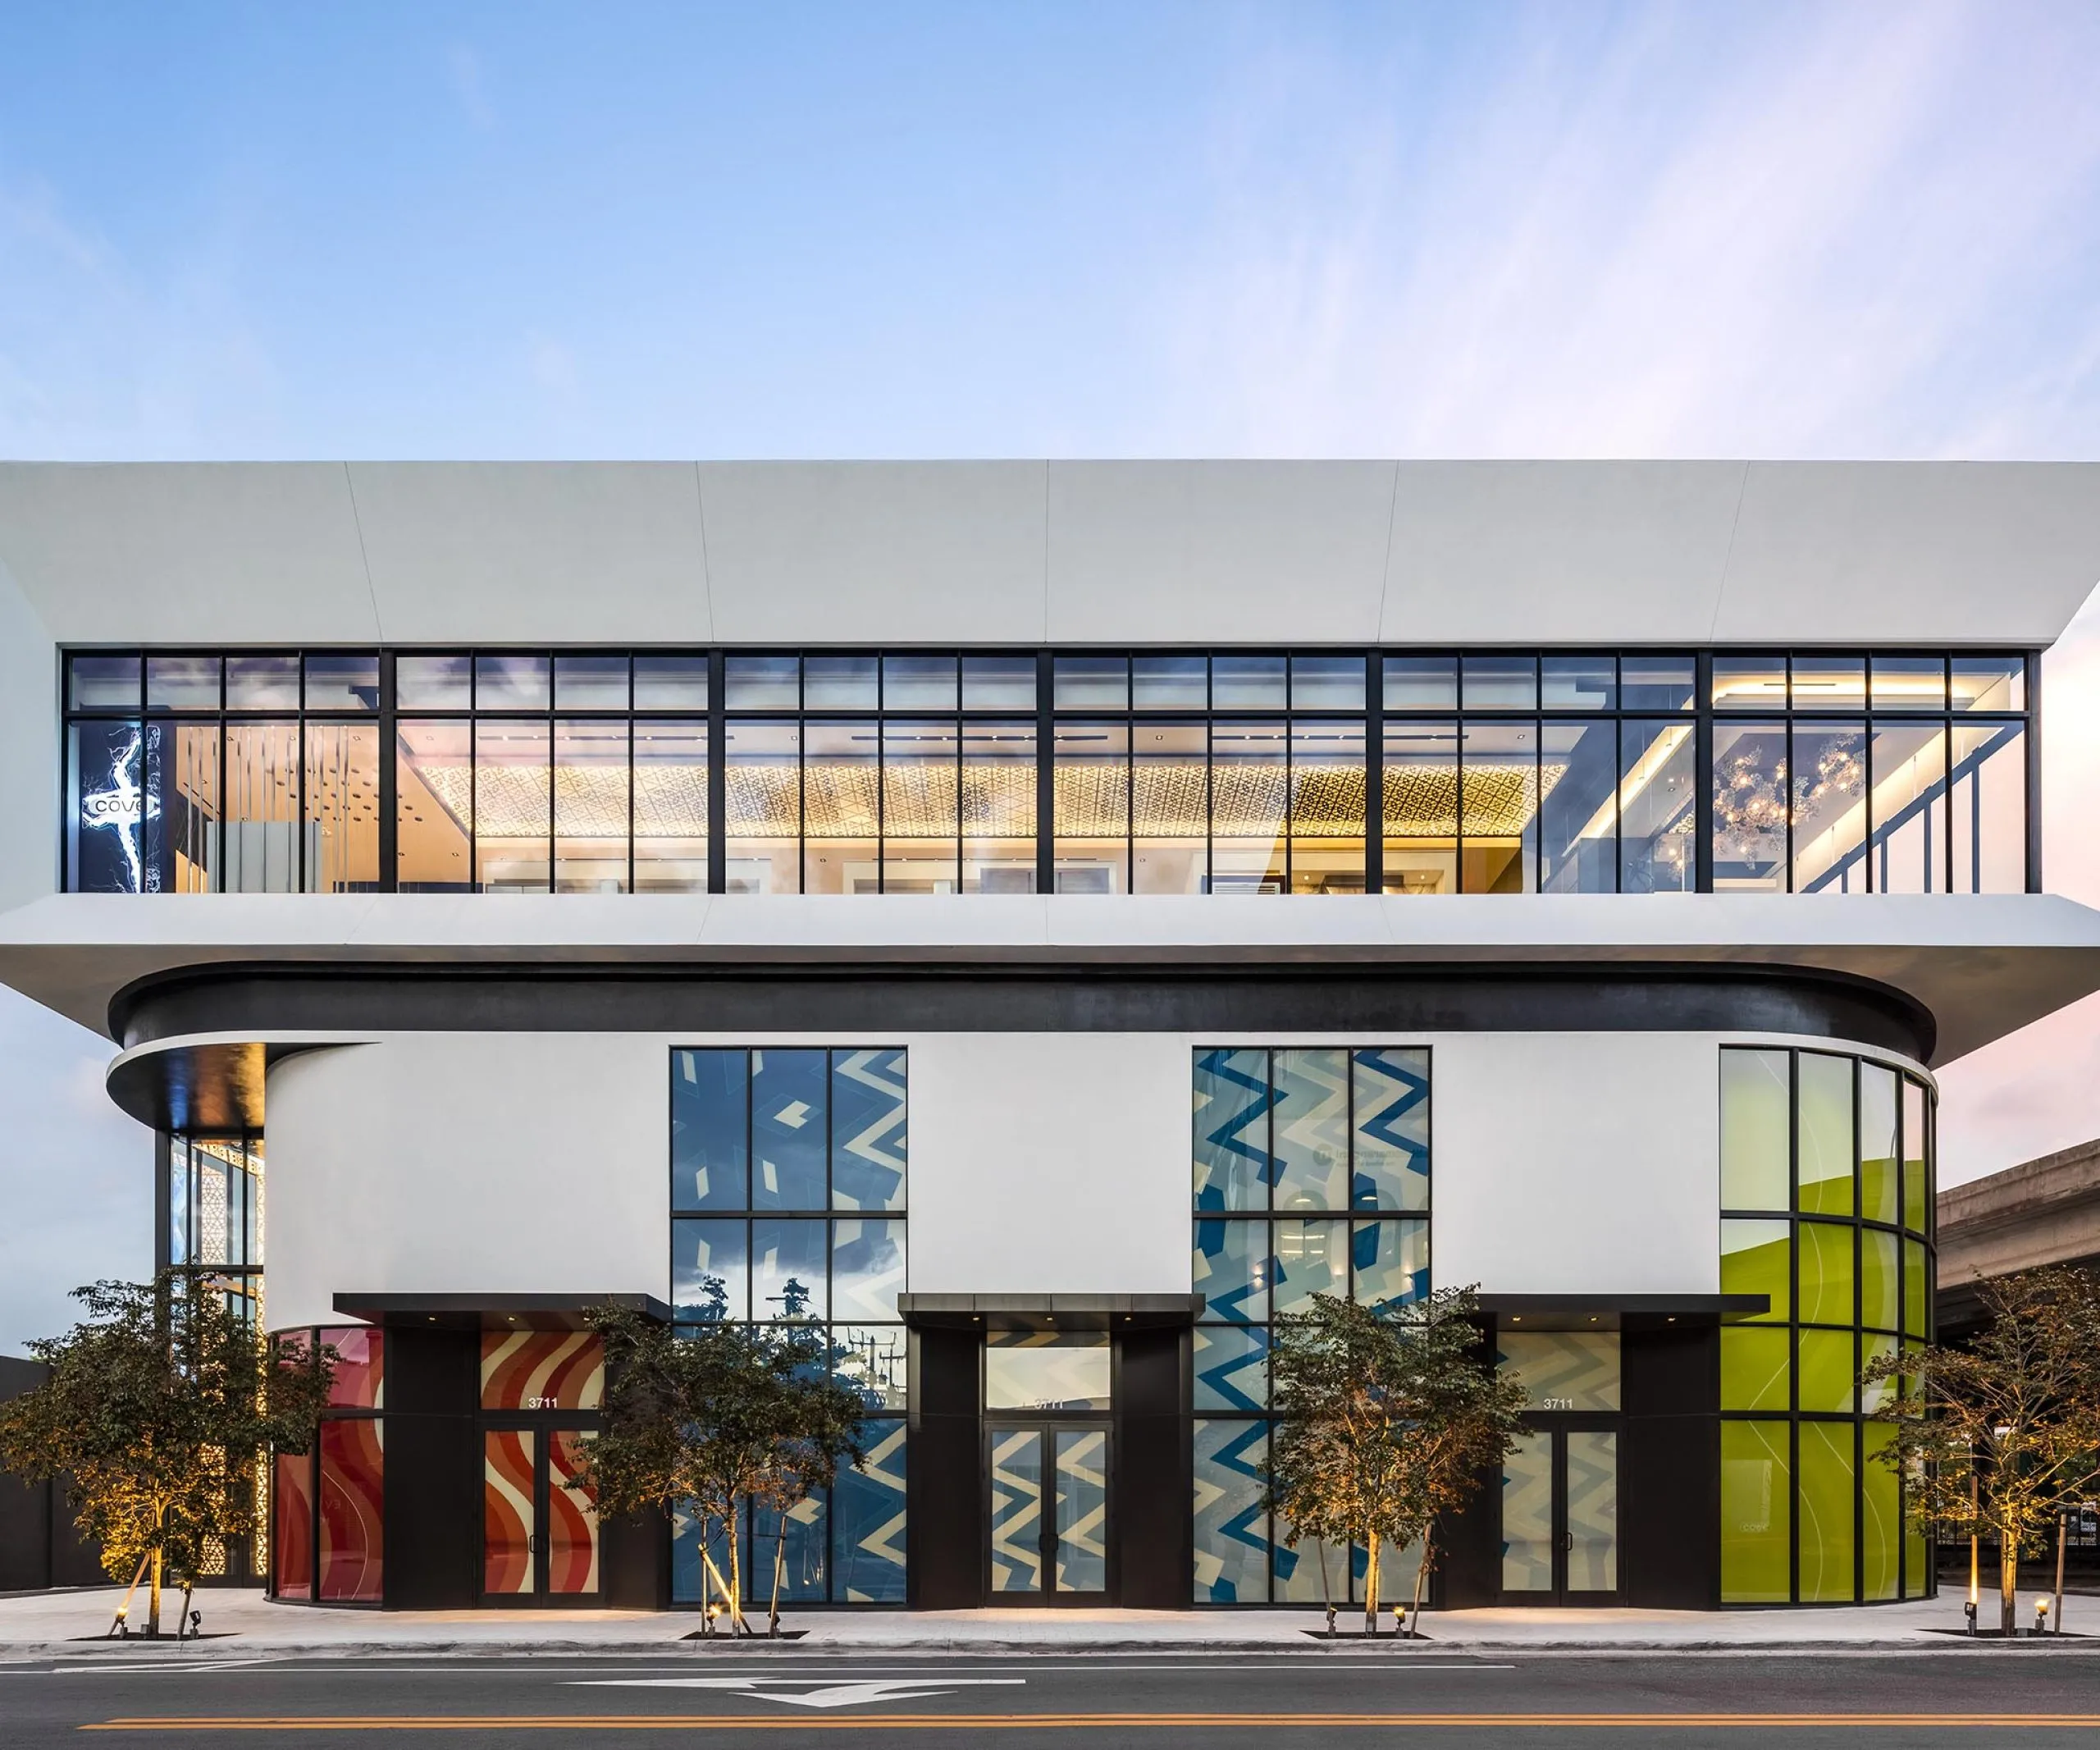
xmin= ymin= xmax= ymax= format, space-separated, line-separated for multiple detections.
xmin=1620 ymin=656 xmax=1694 ymax=711
xmin=1952 ymin=655 xmax=2025 ymax=712
xmin=1052 ymin=721 xmax=1127 ymax=894
xmin=832 ymin=1218 xmax=906 ymax=1322
xmin=1617 ymin=720 xmax=1694 ymax=893
xmin=1792 ymin=724 xmax=1867 ymax=893
xmin=1383 ymin=654 xmax=1457 ymax=710
xmin=830 ymin=1047 xmax=907 ymax=1213
xmin=1272 ymin=1218 xmax=1346 ymax=1315
xmin=632 ymin=720 xmax=707 ymax=893
xmin=833 ymin=1419 xmax=906 ymax=1601
xmin=962 ymin=722 xmax=1036 ymax=894
xmin=751 ymin=1048 xmax=828 ymax=1208
xmin=475 ymin=654 xmax=550 ymax=711
xmin=163 ymin=723 xmax=218 ymax=893
xmin=1870 ymin=724 xmax=1947 ymax=894
xmin=148 ymin=654 xmax=221 ymax=710
xmin=1212 ymin=721 xmax=1287 ymax=894
xmin=1288 ymin=720 xmax=1364 ymax=894
xmin=1349 ymin=1048 xmax=1429 ymax=1211
xmin=1193 ymin=1218 xmax=1270 ymax=1323
xmin=222 ymin=722 xmax=300 ymax=893
xmin=1902 ymin=1080 xmax=1929 ymax=1234
xmin=303 ymin=722 xmax=380 ymax=893
xmin=1721 ymin=1048 xmax=1791 ymax=1212
xmin=554 ymin=654 xmax=630 ymax=709
xmin=1291 ymin=655 xmax=1365 ymax=710
xmin=1133 ymin=721 xmax=1208 ymax=894
xmin=396 ymin=654 xmax=472 ymax=710
xmin=1903 ymin=1238 xmax=1928 ymax=1336
xmin=480 ymin=1329 xmax=603 ymax=1411
xmin=633 ymin=654 xmax=709 ymax=711
xmin=396 ymin=720 xmax=472 ymax=890
xmin=1859 ymin=1062 xmax=1899 ymax=1225
xmin=1791 ymin=655 xmax=1865 ymax=712
xmin=881 ymin=720 xmax=959 ymax=893
xmin=305 ymin=653 xmax=379 ymax=711
xmin=1212 ymin=654 xmax=1286 ymax=709
xmin=1798 ymin=1327 xmax=1856 ymax=1414
xmin=1500 ymin=1332 xmax=1622 ymax=1411
xmin=673 ymin=1049 xmax=747 ymax=1212
xmin=69 ymin=653 xmax=141 ymax=711
xmin=1860 ymin=1328 xmax=1898 ymax=1414
xmin=883 ymin=653 xmax=957 ymax=711
xmin=984 ymin=1333 xmax=1112 ymax=1411
xmin=1194 ymin=1047 xmax=1271 ymax=1212
xmin=318 ymin=1418 xmax=385 ymax=1602
xmin=1798 ymin=1221 xmax=1856 ymax=1327
xmin=673 ymin=1218 xmax=748 ymax=1320
xmin=1797 ymin=1420 xmax=1856 ymax=1601
xmin=1721 ymin=1420 xmax=1792 ymax=1602
xmin=798 ymin=722 xmax=876 ymax=896
xmin=1862 ymin=1422 xmax=1899 ymax=1600
xmin=555 ymin=720 xmax=630 ymax=893
xmin=725 ymin=655 xmax=799 ymax=711
xmin=1054 ymin=654 xmax=1126 ymax=710
xmin=1860 ymin=1228 xmax=1899 ymax=1332
xmin=962 ymin=654 xmax=1037 ymax=711
xmin=834 ymin=1327 xmax=907 ymax=1411
xmin=1712 ymin=656 xmax=1787 ymax=711
xmin=1720 ymin=1327 xmax=1790 ymax=1412
xmin=1274 ymin=1049 xmax=1349 ymax=1209
xmin=1712 ymin=722 xmax=1788 ymax=891
xmin=1870 ymin=656 xmax=1945 ymax=712
xmin=724 ymin=720 xmax=801 ymax=894
xmin=1461 ymin=654 xmax=1536 ymax=711
xmin=227 ymin=654 xmax=301 ymax=710
xmin=1540 ymin=720 xmax=1618 ymax=893
xmin=1951 ymin=722 xmax=2026 ymax=893
xmin=752 ymin=1216 xmax=828 ymax=1321
xmin=1541 ymin=655 xmax=1614 ymax=711
xmin=1797 ymin=1053 xmax=1855 ymax=1216
xmin=1194 ymin=1324 xmax=1268 ymax=1411
xmin=1352 ymin=1218 xmax=1428 ymax=1314
xmin=804 ymin=655 xmax=879 ymax=710
xmin=1722 ymin=1219 xmax=1791 ymax=1323
xmin=473 ymin=720 xmax=550 ymax=892
xmin=1382 ymin=720 xmax=1458 ymax=894
xmin=1460 ymin=721 xmax=1537 ymax=893
xmin=1501 ymin=1430 xmax=1554 ymax=1592
xmin=1194 ymin=1419 xmax=1269 ymax=1602
xmin=1134 ymin=655 xmax=1207 ymax=711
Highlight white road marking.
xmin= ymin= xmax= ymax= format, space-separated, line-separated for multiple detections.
xmin=572 ymin=1675 xmax=1029 ymax=1709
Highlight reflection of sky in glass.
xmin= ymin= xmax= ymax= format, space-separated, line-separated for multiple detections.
xmin=753 ymin=1216 xmax=828 ymax=1321
xmin=673 ymin=1218 xmax=747 ymax=1319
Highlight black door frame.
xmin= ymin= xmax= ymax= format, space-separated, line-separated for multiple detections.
xmin=477 ymin=1414 xmax=604 ymax=1606
xmin=983 ymin=1417 xmax=1116 ymax=1606
xmin=1499 ymin=1416 xmax=1623 ymax=1607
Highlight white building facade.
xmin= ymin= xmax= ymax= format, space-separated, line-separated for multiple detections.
xmin=3 ymin=460 xmax=2099 ymax=1611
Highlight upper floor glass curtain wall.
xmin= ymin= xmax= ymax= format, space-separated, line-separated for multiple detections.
xmin=60 ymin=648 xmax=2036 ymax=898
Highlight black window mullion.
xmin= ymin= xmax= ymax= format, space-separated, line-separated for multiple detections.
xmin=1694 ymin=654 xmax=1714 ymax=893
xmin=706 ymin=651 xmax=727 ymax=894
xmin=2025 ymin=647 xmax=2043 ymax=893
xmin=1365 ymin=653 xmax=1384 ymax=895
xmin=1034 ymin=651 xmax=1054 ymax=895
xmin=377 ymin=653 xmax=399 ymax=893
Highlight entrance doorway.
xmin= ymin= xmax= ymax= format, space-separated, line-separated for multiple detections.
xmin=986 ymin=1424 xmax=1111 ymax=1601
xmin=1500 ymin=1426 xmax=1619 ymax=1605
xmin=482 ymin=1426 xmax=601 ymax=1602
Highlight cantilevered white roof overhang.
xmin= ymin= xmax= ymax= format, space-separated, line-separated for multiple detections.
xmin=2 ymin=892 xmax=2096 ymax=1070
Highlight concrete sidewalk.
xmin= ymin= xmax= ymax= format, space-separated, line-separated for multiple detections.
xmin=0 ymin=1586 xmax=2091 ymax=1657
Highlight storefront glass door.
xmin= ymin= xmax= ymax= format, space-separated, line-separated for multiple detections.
xmin=1500 ymin=1426 xmax=1619 ymax=1604
xmin=482 ymin=1426 xmax=601 ymax=1602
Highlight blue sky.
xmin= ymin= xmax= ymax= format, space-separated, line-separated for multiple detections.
xmin=2 ymin=0 xmax=2099 ymax=1346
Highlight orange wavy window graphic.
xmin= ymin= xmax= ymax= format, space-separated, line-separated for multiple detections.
xmin=318 ymin=1326 xmax=385 ymax=1410
xmin=480 ymin=1331 xmax=605 ymax=1411
xmin=482 ymin=1429 xmax=536 ymax=1596
xmin=272 ymin=1449 xmax=313 ymax=1600
xmin=549 ymin=1429 xmax=600 ymax=1594
xmin=317 ymin=1419 xmax=383 ymax=1602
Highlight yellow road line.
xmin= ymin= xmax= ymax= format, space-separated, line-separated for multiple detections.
xmin=79 ymin=1713 xmax=2100 ymax=1731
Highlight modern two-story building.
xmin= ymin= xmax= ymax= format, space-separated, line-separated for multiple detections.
xmin=2 ymin=460 xmax=2098 ymax=1613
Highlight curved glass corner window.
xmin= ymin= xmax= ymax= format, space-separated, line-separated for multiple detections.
xmin=985 ymin=1333 xmax=1111 ymax=1412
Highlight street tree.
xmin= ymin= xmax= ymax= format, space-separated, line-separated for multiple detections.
xmin=1266 ymin=1286 xmax=1526 ymax=1632
xmin=0 ymin=1277 xmax=336 ymax=1637
xmin=1863 ymin=1265 xmax=2100 ymax=1633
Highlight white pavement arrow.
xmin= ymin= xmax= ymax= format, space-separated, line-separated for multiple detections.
xmin=570 ymin=1677 xmax=1028 ymax=1710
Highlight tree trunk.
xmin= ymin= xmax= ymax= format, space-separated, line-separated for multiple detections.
xmin=2000 ymin=1528 xmax=2019 ymax=1635
xmin=148 ymin=1547 xmax=162 ymax=1639
xmin=1364 ymin=1534 xmax=1381 ymax=1636
xmin=770 ymin=1515 xmax=788 ymax=1637
xmin=1408 ymin=1526 xmax=1433 ymax=1638
xmin=727 ymin=1500 xmax=746 ymax=1635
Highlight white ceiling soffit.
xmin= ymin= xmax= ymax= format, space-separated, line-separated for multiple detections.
xmin=0 ymin=460 xmax=2095 ymax=647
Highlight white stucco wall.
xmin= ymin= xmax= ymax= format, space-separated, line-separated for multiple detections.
xmin=260 ymin=1024 xmax=1928 ymax=1333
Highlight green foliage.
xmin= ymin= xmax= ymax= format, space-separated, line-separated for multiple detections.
xmin=1863 ymin=1265 xmax=2100 ymax=1631
xmin=0 ymin=1277 xmax=336 ymax=1633
xmin=583 ymin=1278 xmax=868 ymax=1633
xmin=1266 ymin=1287 xmax=1525 ymax=1626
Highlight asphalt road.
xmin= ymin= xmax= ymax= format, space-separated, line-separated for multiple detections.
xmin=4 ymin=1648 xmax=2098 ymax=1747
